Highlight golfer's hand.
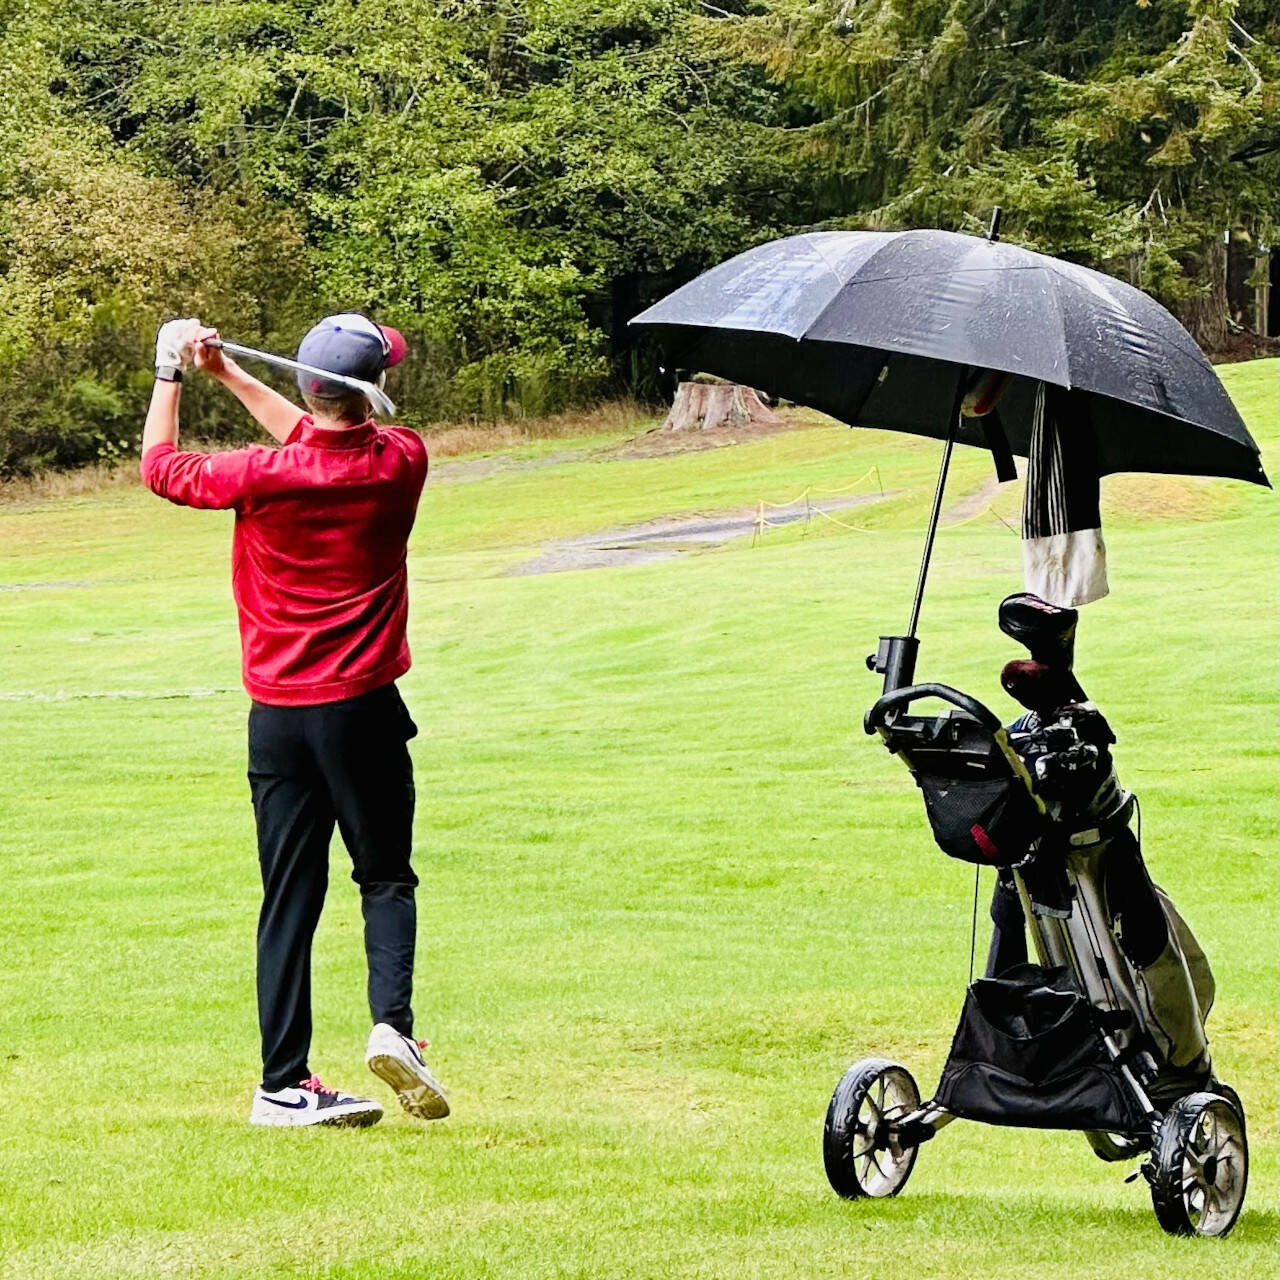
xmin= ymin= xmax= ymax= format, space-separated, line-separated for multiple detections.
xmin=192 ymin=326 xmax=231 ymax=378
xmin=155 ymin=318 xmax=201 ymax=370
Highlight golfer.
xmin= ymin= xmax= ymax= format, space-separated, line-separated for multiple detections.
xmin=141 ymin=315 xmax=448 ymax=1128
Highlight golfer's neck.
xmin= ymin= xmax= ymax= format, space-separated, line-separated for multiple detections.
xmin=312 ymin=412 xmax=368 ymax=431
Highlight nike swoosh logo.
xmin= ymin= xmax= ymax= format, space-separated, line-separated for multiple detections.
xmin=264 ymin=1095 xmax=309 ymax=1110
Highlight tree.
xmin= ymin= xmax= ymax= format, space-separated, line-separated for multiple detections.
xmin=0 ymin=1 xmax=311 ymax=473
xmin=3 ymin=0 xmax=1274 ymax=475
xmin=700 ymin=0 xmax=1278 ymax=348
xmin=54 ymin=0 xmax=789 ymax=416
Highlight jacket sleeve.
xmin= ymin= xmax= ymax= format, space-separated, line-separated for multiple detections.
xmin=140 ymin=444 xmax=256 ymax=510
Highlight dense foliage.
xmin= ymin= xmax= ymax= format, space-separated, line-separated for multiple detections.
xmin=1 ymin=0 xmax=1274 ymax=473
xmin=707 ymin=0 xmax=1278 ymax=346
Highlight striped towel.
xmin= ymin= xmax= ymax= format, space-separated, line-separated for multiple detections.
xmin=1022 ymin=383 xmax=1109 ymax=607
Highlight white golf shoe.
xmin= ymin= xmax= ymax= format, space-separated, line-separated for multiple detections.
xmin=365 ymin=1023 xmax=450 ymax=1120
xmin=249 ymin=1074 xmax=383 ymax=1128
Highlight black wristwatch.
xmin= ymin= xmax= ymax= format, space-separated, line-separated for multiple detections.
xmin=155 ymin=365 xmax=184 ymax=383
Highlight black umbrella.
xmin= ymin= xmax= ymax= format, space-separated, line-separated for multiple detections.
xmin=631 ymin=219 xmax=1269 ymax=688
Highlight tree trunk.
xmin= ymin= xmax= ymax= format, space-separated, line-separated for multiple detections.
xmin=661 ymin=381 xmax=784 ymax=432
xmin=1176 ymin=239 xmax=1230 ymax=355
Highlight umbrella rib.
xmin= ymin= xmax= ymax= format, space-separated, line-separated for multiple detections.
xmin=806 ymin=263 xmax=1044 ymax=288
xmin=1044 ymin=268 xmax=1074 ymax=392
xmin=1043 ymin=261 xmax=1210 ymax=368
xmin=801 ymin=231 xmax=882 ymax=289
xmin=796 ymin=236 xmax=936 ymax=344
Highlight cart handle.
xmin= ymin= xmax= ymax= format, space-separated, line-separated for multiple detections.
xmin=864 ymin=683 xmax=1002 ymax=735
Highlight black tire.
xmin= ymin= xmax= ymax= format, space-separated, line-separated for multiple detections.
xmin=1149 ymin=1092 xmax=1248 ymax=1237
xmin=1211 ymin=1079 xmax=1246 ymax=1141
xmin=823 ymin=1057 xmax=921 ymax=1200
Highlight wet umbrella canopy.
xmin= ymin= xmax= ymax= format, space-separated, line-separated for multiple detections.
xmin=632 ymin=225 xmax=1268 ymax=691
xmin=631 ymin=228 xmax=1268 ymax=487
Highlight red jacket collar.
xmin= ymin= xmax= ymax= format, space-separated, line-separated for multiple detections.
xmin=294 ymin=416 xmax=377 ymax=448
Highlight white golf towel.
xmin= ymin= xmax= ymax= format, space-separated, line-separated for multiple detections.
xmin=1022 ymin=382 xmax=1109 ymax=607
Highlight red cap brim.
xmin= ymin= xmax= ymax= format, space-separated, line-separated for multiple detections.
xmin=378 ymin=325 xmax=408 ymax=367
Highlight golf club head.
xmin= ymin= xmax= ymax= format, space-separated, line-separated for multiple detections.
xmin=998 ymin=593 xmax=1079 ymax=670
xmin=1000 ymin=659 xmax=1081 ymax=715
xmin=362 ymin=381 xmax=396 ymax=417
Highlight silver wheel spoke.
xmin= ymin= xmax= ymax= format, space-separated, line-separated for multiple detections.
xmin=837 ymin=1066 xmax=920 ymax=1198
xmin=1148 ymin=1099 xmax=1248 ymax=1236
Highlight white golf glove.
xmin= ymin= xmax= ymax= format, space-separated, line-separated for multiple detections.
xmin=155 ymin=318 xmax=200 ymax=371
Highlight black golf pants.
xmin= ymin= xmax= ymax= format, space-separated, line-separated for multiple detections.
xmin=248 ymin=682 xmax=418 ymax=1092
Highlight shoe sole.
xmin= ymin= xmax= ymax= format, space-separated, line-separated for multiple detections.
xmin=366 ymin=1052 xmax=451 ymax=1120
xmin=249 ymin=1104 xmax=383 ymax=1129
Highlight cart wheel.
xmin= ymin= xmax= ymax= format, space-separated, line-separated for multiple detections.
xmin=823 ymin=1057 xmax=921 ymax=1199
xmin=1149 ymin=1092 xmax=1248 ymax=1237
xmin=1085 ymin=1129 xmax=1145 ymax=1162
xmin=1210 ymin=1079 xmax=1246 ymax=1140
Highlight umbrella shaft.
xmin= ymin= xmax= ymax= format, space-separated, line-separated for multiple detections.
xmin=907 ymin=379 xmax=966 ymax=640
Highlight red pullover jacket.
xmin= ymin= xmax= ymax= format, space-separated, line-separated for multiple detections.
xmin=141 ymin=417 xmax=428 ymax=706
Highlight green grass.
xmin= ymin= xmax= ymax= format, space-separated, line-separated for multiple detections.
xmin=0 ymin=360 xmax=1276 ymax=1279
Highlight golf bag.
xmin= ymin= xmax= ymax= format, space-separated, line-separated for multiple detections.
xmin=875 ymin=596 xmax=1215 ymax=1121
xmin=824 ymin=594 xmax=1247 ymax=1238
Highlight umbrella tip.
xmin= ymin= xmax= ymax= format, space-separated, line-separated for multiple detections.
xmin=985 ymin=207 xmax=1003 ymax=242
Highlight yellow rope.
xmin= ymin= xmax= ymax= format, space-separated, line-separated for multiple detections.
xmin=809 ymin=507 xmax=873 ymax=533
xmin=756 ymin=466 xmax=883 ymax=510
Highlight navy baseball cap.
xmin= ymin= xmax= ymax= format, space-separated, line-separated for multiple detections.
xmin=295 ymin=313 xmax=407 ymax=397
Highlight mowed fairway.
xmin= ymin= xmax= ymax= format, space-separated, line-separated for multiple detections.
xmin=0 ymin=360 xmax=1275 ymax=1280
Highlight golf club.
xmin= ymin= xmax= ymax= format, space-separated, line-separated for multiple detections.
xmin=204 ymin=338 xmax=397 ymax=417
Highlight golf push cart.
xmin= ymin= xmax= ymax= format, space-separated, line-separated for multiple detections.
xmin=824 ymin=596 xmax=1248 ymax=1238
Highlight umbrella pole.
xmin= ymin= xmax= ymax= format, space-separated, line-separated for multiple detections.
xmin=907 ymin=412 xmax=960 ymax=638
xmin=867 ymin=372 xmax=967 ymax=693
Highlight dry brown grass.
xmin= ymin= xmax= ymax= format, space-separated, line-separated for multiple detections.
xmin=0 ymin=460 xmax=141 ymax=506
xmin=0 ymin=400 xmax=665 ymax=505
xmin=420 ymin=398 xmax=658 ymax=458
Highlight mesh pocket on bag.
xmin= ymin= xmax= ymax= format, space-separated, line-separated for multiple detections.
xmin=917 ymin=775 xmax=1042 ymax=865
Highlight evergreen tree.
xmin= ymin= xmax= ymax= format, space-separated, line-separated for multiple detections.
xmin=702 ymin=0 xmax=1278 ymax=346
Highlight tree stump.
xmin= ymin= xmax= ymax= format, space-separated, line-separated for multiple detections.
xmin=660 ymin=380 xmax=784 ymax=432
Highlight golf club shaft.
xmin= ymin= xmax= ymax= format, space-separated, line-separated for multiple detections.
xmin=206 ymin=339 xmax=396 ymax=416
